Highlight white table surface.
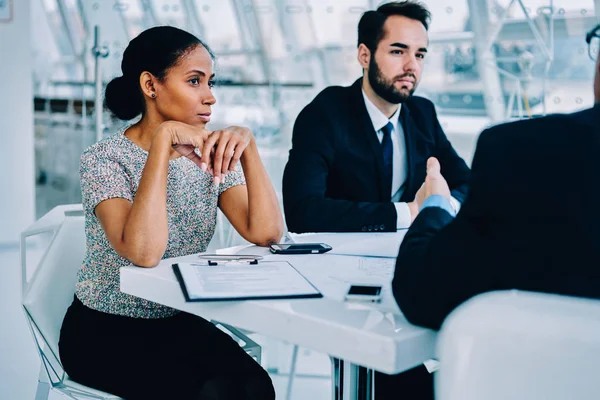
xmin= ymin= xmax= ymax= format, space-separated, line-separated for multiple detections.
xmin=120 ymin=245 xmax=436 ymax=374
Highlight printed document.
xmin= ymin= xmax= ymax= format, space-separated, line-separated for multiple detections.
xmin=173 ymin=261 xmax=321 ymax=301
xmin=287 ymin=231 xmax=407 ymax=258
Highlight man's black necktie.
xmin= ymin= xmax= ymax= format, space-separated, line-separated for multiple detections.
xmin=381 ymin=121 xmax=394 ymax=182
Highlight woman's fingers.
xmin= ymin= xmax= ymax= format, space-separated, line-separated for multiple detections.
xmin=230 ymin=145 xmax=244 ymax=172
xmin=168 ymin=125 xmax=252 ymax=179
xmin=171 ymin=144 xmax=203 ymax=168
xmin=208 ymin=147 xmax=215 ymax=174
xmin=222 ymin=140 xmax=238 ymax=175
xmin=172 ymin=143 xmax=194 ymax=157
xmin=163 ymin=123 xmax=229 ymax=172
xmin=211 ymin=130 xmax=230 ymax=183
xmin=201 ymin=131 xmax=220 ymax=177
xmin=187 ymin=152 xmax=204 ymax=169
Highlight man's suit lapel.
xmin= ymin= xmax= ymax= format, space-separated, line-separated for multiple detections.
xmin=350 ymin=79 xmax=389 ymax=200
xmin=399 ymin=104 xmax=419 ymax=202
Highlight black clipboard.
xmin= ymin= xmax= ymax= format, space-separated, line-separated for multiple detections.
xmin=172 ymin=259 xmax=323 ymax=302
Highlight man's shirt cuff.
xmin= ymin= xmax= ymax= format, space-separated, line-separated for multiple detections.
xmin=450 ymin=196 xmax=461 ymax=214
xmin=420 ymin=195 xmax=456 ymax=217
xmin=395 ymin=202 xmax=412 ymax=229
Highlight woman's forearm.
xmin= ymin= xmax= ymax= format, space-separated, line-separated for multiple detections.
xmin=240 ymin=140 xmax=284 ymax=244
xmin=121 ymin=131 xmax=171 ymax=266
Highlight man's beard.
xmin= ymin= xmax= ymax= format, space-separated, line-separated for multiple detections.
xmin=368 ymin=56 xmax=417 ymax=104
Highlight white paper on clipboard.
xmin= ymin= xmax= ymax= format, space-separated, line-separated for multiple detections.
xmin=173 ymin=260 xmax=322 ymax=301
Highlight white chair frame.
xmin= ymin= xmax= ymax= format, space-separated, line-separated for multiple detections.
xmin=21 ymin=205 xmax=261 ymax=400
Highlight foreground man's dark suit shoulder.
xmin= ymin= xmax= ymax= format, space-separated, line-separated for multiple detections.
xmin=393 ymin=105 xmax=600 ymax=330
xmin=283 ymin=79 xmax=470 ymax=233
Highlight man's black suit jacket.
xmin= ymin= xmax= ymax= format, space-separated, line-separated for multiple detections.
xmin=393 ymin=105 xmax=600 ymax=331
xmin=282 ymin=78 xmax=470 ymax=233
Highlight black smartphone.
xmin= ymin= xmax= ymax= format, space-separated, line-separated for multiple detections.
xmin=269 ymin=243 xmax=332 ymax=255
xmin=344 ymin=284 xmax=383 ymax=303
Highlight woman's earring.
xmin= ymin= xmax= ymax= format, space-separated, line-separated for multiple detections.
xmin=151 ymin=93 xmax=156 ymax=98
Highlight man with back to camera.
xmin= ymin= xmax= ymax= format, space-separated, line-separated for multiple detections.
xmin=283 ymin=1 xmax=466 ymax=398
xmin=392 ymin=24 xmax=600 ymax=395
xmin=282 ymin=1 xmax=470 ymax=236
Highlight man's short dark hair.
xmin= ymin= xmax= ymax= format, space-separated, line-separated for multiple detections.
xmin=358 ymin=1 xmax=431 ymax=52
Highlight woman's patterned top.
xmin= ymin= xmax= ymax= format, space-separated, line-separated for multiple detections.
xmin=75 ymin=130 xmax=245 ymax=318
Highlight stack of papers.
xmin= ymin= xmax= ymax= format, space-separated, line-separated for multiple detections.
xmin=287 ymin=231 xmax=407 ymax=258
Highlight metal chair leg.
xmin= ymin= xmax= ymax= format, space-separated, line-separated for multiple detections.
xmin=35 ymin=368 xmax=51 ymax=400
xmin=286 ymin=345 xmax=299 ymax=400
xmin=330 ymin=358 xmax=374 ymax=400
xmin=212 ymin=321 xmax=261 ymax=364
xmin=34 ymin=382 xmax=50 ymax=400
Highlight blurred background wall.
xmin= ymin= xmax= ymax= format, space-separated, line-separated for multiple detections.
xmin=25 ymin=0 xmax=599 ymax=229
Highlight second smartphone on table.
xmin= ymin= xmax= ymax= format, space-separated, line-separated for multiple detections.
xmin=269 ymin=243 xmax=332 ymax=255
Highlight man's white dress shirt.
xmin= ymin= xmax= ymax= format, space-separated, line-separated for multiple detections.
xmin=362 ymin=90 xmax=460 ymax=229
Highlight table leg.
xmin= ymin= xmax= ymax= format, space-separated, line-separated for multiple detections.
xmin=331 ymin=357 xmax=375 ymax=400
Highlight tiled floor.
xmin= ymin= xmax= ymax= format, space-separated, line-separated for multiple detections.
xmin=0 ymin=247 xmax=333 ymax=400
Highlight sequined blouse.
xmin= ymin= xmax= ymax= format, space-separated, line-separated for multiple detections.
xmin=75 ymin=130 xmax=246 ymax=318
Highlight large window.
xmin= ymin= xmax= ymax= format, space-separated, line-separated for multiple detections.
xmin=32 ymin=0 xmax=600 ymax=216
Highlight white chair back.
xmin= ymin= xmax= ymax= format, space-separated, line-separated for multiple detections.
xmin=22 ymin=205 xmax=86 ymax=382
xmin=436 ymin=290 xmax=600 ymax=400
